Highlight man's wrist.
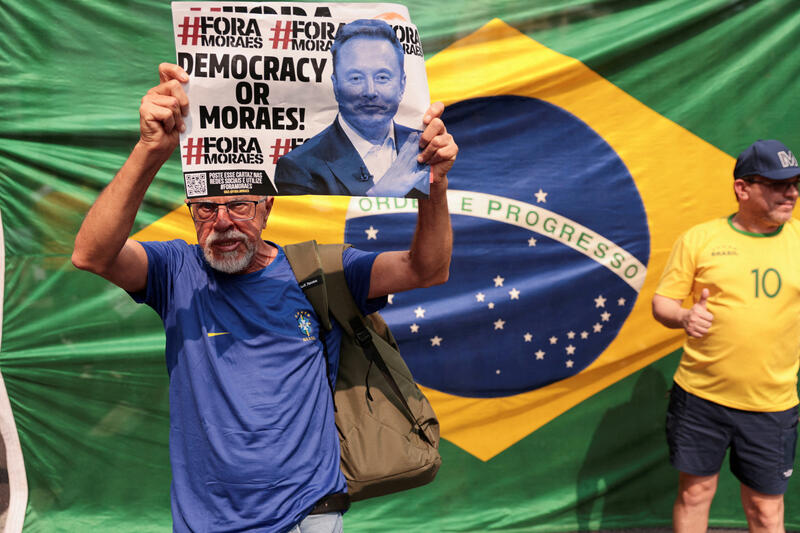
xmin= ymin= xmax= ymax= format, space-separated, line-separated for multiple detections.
xmin=124 ymin=141 xmax=173 ymax=188
xmin=427 ymin=176 xmax=448 ymax=201
xmin=678 ymin=308 xmax=691 ymax=329
xmin=133 ymin=140 xmax=174 ymax=168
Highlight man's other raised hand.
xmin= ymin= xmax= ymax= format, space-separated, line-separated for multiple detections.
xmin=138 ymin=63 xmax=190 ymax=159
xmin=418 ymin=102 xmax=457 ymax=184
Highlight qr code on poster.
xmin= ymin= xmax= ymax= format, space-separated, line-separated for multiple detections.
xmin=185 ymin=172 xmax=208 ymax=197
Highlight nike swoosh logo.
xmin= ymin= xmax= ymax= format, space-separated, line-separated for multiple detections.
xmin=207 ymin=332 xmax=230 ymax=337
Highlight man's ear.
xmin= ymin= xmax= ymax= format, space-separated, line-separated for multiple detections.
xmin=261 ymin=196 xmax=275 ymax=230
xmin=733 ymin=179 xmax=749 ymax=202
xmin=400 ymin=73 xmax=406 ymax=99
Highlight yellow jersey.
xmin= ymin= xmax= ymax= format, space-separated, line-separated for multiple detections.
xmin=656 ymin=216 xmax=800 ymax=411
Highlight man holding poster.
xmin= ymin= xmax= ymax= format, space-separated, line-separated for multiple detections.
xmin=71 ymin=62 xmax=457 ymax=532
xmin=274 ymin=19 xmax=430 ymax=198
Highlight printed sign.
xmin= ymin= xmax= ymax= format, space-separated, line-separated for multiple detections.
xmin=172 ymin=2 xmax=431 ymax=198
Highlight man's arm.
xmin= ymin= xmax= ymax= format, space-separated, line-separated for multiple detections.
xmin=652 ymin=289 xmax=713 ymax=338
xmin=368 ymin=102 xmax=456 ymax=298
xmin=72 ymin=63 xmax=189 ymax=293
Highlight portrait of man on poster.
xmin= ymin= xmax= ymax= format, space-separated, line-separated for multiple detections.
xmin=274 ymin=18 xmax=429 ymax=198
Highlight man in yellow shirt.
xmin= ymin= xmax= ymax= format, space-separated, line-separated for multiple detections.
xmin=653 ymin=139 xmax=800 ymax=533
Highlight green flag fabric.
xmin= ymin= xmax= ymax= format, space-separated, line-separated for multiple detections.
xmin=2 ymin=1 xmax=800 ymax=531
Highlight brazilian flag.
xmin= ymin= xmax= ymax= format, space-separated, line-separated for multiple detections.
xmin=2 ymin=1 xmax=799 ymax=531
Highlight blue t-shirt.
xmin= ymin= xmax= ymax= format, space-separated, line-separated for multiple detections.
xmin=132 ymin=240 xmax=383 ymax=532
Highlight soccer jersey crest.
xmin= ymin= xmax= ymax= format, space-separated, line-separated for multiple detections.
xmin=295 ymin=310 xmax=315 ymax=340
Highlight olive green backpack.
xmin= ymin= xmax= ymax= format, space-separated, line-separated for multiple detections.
xmin=284 ymin=240 xmax=441 ymax=501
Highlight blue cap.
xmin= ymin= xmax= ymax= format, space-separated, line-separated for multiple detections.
xmin=734 ymin=139 xmax=800 ymax=180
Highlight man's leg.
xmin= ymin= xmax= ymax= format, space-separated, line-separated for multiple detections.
xmin=666 ymin=384 xmax=730 ymax=533
xmin=673 ymin=471 xmax=719 ymax=533
xmin=740 ymin=484 xmax=784 ymax=533
xmin=729 ymin=405 xmax=797 ymax=533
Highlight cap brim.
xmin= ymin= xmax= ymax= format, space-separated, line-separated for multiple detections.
xmin=759 ymin=167 xmax=800 ymax=180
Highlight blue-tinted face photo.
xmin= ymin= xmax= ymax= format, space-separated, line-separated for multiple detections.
xmin=332 ymin=36 xmax=406 ymax=142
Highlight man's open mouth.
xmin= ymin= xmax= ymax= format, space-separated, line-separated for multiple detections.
xmin=211 ymin=240 xmax=243 ymax=253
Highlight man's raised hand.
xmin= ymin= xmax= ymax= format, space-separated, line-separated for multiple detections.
xmin=418 ymin=102 xmax=457 ymax=184
xmin=367 ymin=102 xmax=458 ymax=197
xmin=138 ymin=63 xmax=190 ymax=157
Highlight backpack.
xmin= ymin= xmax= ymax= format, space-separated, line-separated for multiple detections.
xmin=284 ymin=240 xmax=441 ymax=502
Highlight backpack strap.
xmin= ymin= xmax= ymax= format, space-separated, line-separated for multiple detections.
xmin=283 ymin=240 xmax=332 ymax=331
xmin=315 ymin=244 xmax=357 ymax=336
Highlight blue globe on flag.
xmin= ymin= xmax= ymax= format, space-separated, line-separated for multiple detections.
xmin=345 ymin=95 xmax=650 ymax=398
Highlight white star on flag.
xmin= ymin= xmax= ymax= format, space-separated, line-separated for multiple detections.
xmin=567 ymin=331 xmax=576 ymax=339
xmin=494 ymin=319 xmax=506 ymax=330
xmin=410 ymin=323 xmax=419 ymax=333
xmin=580 ymin=331 xmax=589 ymax=339
xmin=475 ymin=292 xmax=485 ymax=302
xmin=549 ymin=336 xmax=558 ymax=345
xmin=618 ymin=297 xmax=626 ymax=306
xmin=535 ymin=350 xmax=545 ymax=360
xmin=593 ymin=322 xmax=603 ymax=333
xmin=495 ymin=369 xmax=501 ymax=375
xmin=488 ymin=302 xmax=495 ymax=309
xmin=601 ymin=311 xmax=611 ymax=322
xmin=523 ymin=332 xmax=533 ymax=342
xmin=493 ymin=275 xmax=505 ymax=287
xmin=565 ymin=344 xmax=576 ymax=355
xmin=509 ymin=288 xmax=520 ymax=300
xmin=535 ymin=189 xmax=548 ymax=203
xmin=365 ymin=225 xmax=379 ymax=240
xmin=566 ymin=360 xmax=574 ymax=368
xmin=528 ymin=237 xmax=537 ymax=247
xmin=414 ymin=306 xmax=426 ymax=318
xmin=430 ymin=336 xmax=442 ymax=346
xmin=387 ymin=294 xmax=394 ymax=304
xmin=594 ymin=295 xmax=607 ymax=308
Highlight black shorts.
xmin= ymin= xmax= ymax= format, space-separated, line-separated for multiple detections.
xmin=666 ymin=383 xmax=798 ymax=495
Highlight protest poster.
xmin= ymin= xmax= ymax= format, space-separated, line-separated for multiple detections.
xmin=171 ymin=2 xmax=431 ymax=199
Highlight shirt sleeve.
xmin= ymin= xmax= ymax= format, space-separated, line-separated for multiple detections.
xmin=342 ymin=247 xmax=387 ymax=315
xmin=654 ymin=231 xmax=696 ymax=301
xmin=127 ymin=240 xmax=187 ymax=317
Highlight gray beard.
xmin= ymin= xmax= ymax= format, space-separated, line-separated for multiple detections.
xmin=202 ymin=229 xmax=256 ymax=274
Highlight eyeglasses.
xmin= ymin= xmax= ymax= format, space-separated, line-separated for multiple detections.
xmin=186 ymin=199 xmax=265 ymax=222
xmin=742 ymin=178 xmax=800 ymax=194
